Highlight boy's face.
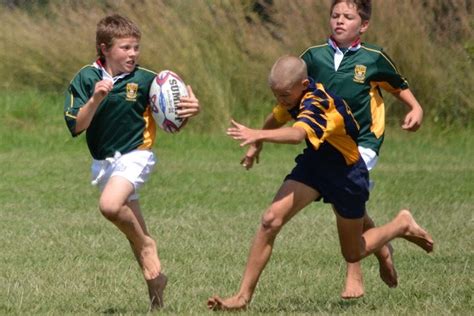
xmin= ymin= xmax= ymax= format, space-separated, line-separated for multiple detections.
xmin=330 ymin=2 xmax=369 ymax=47
xmin=271 ymin=79 xmax=309 ymax=110
xmin=101 ymin=36 xmax=140 ymax=76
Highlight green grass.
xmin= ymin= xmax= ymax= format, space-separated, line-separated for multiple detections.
xmin=0 ymin=92 xmax=473 ymax=315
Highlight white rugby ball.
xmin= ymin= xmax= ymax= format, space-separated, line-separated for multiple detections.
xmin=149 ymin=70 xmax=188 ymax=133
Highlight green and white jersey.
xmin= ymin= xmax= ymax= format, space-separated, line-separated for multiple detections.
xmin=301 ymin=38 xmax=409 ymax=154
xmin=64 ymin=60 xmax=157 ymax=160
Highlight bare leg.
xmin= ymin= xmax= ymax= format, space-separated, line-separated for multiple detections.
xmin=208 ymin=180 xmax=319 ymax=311
xmin=100 ymin=176 xmax=166 ymax=309
xmin=336 ymin=209 xmax=433 ymax=265
xmin=341 ymin=212 xmax=398 ymax=299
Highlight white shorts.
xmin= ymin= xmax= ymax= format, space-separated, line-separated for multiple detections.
xmin=358 ymin=146 xmax=378 ymax=190
xmin=91 ymin=149 xmax=156 ymax=201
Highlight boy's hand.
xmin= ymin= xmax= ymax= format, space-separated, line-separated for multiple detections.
xmin=402 ymin=106 xmax=423 ymax=131
xmin=241 ymin=142 xmax=262 ymax=170
xmin=92 ymin=79 xmax=113 ymax=103
xmin=177 ymin=85 xmax=200 ymax=118
xmin=227 ymin=119 xmax=259 ymax=147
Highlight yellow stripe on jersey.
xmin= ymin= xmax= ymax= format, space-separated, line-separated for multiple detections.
xmin=138 ymin=106 xmax=157 ymax=150
xmin=369 ymin=82 xmax=386 ymax=139
xmin=272 ymin=104 xmax=293 ymax=124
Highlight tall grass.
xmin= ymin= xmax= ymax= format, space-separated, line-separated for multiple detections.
xmin=0 ymin=0 xmax=472 ymax=129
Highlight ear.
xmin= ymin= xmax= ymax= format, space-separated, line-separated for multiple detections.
xmin=302 ymin=78 xmax=310 ymax=89
xmin=100 ymin=43 xmax=108 ymax=56
xmin=360 ymin=20 xmax=369 ymax=35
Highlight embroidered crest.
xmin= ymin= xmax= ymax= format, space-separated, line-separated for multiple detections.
xmin=353 ymin=65 xmax=367 ymax=83
xmin=126 ymin=83 xmax=138 ymax=101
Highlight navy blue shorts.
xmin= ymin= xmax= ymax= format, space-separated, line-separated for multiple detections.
xmin=284 ymin=147 xmax=369 ymax=219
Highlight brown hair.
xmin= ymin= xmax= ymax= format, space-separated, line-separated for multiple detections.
xmin=95 ymin=14 xmax=141 ymax=59
xmin=330 ymin=0 xmax=372 ymax=21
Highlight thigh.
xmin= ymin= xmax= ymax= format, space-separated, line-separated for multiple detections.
xmin=267 ymin=180 xmax=320 ymax=225
xmin=101 ymin=176 xmax=135 ymax=208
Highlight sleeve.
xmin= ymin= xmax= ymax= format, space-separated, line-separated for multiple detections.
xmin=63 ymin=71 xmax=92 ymax=137
xmin=292 ymin=93 xmax=327 ymax=150
xmin=272 ymin=104 xmax=293 ymax=124
xmin=373 ymin=50 xmax=409 ymax=93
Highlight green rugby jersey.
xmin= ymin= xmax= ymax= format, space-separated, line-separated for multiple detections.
xmin=64 ymin=62 xmax=157 ymax=160
xmin=301 ymin=39 xmax=408 ymax=154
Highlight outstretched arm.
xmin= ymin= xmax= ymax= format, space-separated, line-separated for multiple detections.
xmin=227 ymin=119 xmax=306 ymax=147
xmin=241 ymin=113 xmax=287 ymax=169
xmin=392 ymin=89 xmax=423 ymax=132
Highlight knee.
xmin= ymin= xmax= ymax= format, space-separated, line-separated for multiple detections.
xmin=99 ymin=199 xmax=122 ymax=221
xmin=260 ymin=209 xmax=284 ymax=235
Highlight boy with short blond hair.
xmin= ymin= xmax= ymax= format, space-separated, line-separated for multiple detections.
xmin=207 ymin=55 xmax=433 ymax=311
xmin=64 ymin=14 xmax=200 ymax=311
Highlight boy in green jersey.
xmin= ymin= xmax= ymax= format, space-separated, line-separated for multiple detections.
xmin=207 ymin=56 xmax=433 ymax=311
xmin=298 ymin=0 xmax=424 ymax=298
xmin=64 ymin=14 xmax=200 ymax=310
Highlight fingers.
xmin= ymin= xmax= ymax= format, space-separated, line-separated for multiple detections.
xmin=177 ymin=87 xmax=200 ymax=118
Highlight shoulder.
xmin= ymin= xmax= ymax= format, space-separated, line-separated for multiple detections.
xmin=69 ymin=64 xmax=100 ymax=87
xmin=300 ymin=41 xmax=329 ymax=57
xmin=134 ymin=66 xmax=158 ymax=84
xmin=360 ymin=42 xmax=397 ymax=65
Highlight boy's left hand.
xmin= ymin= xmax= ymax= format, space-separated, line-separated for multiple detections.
xmin=402 ymin=106 xmax=423 ymax=131
xmin=227 ymin=119 xmax=259 ymax=147
xmin=177 ymin=85 xmax=200 ymax=118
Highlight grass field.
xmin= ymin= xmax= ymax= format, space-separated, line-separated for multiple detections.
xmin=0 ymin=92 xmax=473 ymax=315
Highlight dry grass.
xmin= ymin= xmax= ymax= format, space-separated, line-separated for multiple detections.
xmin=0 ymin=0 xmax=472 ymax=128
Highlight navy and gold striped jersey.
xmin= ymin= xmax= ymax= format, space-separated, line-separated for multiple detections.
xmin=273 ymin=78 xmax=360 ymax=165
xmin=301 ymin=40 xmax=408 ymax=154
xmin=64 ymin=62 xmax=157 ymax=160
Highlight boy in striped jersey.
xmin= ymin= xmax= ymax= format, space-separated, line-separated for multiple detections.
xmin=64 ymin=14 xmax=200 ymax=311
xmin=298 ymin=0 xmax=424 ymax=298
xmin=207 ymin=56 xmax=432 ymax=311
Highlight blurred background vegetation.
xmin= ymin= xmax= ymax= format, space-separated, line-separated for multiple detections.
xmin=0 ymin=0 xmax=472 ymax=130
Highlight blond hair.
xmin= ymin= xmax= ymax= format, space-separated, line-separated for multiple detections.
xmin=268 ymin=55 xmax=307 ymax=89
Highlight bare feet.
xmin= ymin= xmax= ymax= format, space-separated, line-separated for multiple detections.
xmin=141 ymin=237 xmax=161 ymax=280
xmin=147 ymin=273 xmax=168 ymax=311
xmin=207 ymin=295 xmax=249 ymax=311
xmin=376 ymin=243 xmax=398 ymax=288
xmin=341 ymin=263 xmax=364 ymax=299
xmin=398 ymin=209 xmax=434 ymax=253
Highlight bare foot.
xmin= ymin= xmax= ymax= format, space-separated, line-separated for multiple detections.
xmin=147 ymin=273 xmax=168 ymax=311
xmin=376 ymin=243 xmax=398 ymax=288
xmin=341 ymin=263 xmax=364 ymax=299
xmin=207 ymin=295 xmax=248 ymax=311
xmin=398 ymin=210 xmax=434 ymax=253
xmin=141 ymin=237 xmax=161 ymax=280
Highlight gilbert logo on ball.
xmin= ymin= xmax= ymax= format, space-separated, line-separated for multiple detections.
xmin=149 ymin=70 xmax=188 ymax=133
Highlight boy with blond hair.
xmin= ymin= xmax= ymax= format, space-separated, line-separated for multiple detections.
xmin=207 ymin=55 xmax=433 ymax=311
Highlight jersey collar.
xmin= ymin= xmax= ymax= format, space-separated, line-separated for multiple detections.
xmin=93 ymin=58 xmax=131 ymax=84
xmin=328 ymin=36 xmax=361 ymax=52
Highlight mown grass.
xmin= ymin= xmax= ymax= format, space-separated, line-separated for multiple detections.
xmin=1 ymin=92 xmax=473 ymax=315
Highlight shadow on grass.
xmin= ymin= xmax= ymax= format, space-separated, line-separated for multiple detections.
xmin=101 ymin=307 xmax=128 ymax=314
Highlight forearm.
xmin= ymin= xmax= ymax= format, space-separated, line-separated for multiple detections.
xmin=394 ymin=89 xmax=422 ymax=111
xmin=256 ymin=126 xmax=306 ymax=145
xmin=74 ymin=97 xmax=102 ymax=133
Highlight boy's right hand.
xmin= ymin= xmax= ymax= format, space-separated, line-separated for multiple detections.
xmin=92 ymin=79 xmax=113 ymax=103
xmin=241 ymin=143 xmax=262 ymax=170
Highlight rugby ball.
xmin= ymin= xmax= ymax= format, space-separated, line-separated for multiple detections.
xmin=149 ymin=70 xmax=188 ymax=133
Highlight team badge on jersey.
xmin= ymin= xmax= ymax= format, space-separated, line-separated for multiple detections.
xmin=126 ymin=83 xmax=138 ymax=101
xmin=353 ymin=65 xmax=367 ymax=83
